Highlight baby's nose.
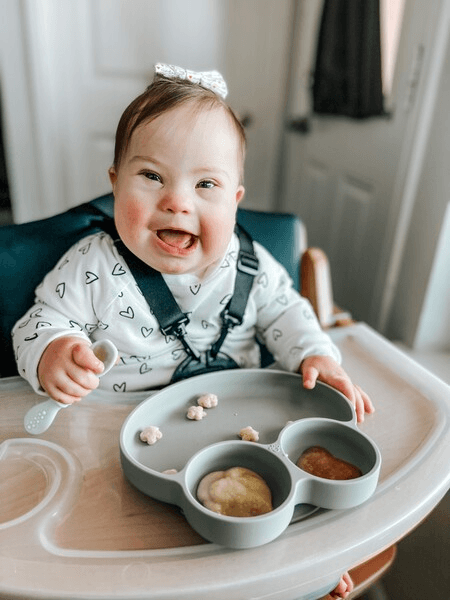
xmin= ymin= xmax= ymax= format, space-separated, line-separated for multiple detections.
xmin=159 ymin=190 xmax=193 ymax=213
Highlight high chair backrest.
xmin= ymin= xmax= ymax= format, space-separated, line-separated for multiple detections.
xmin=0 ymin=193 xmax=306 ymax=377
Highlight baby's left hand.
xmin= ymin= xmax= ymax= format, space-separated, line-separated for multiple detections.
xmin=299 ymin=355 xmax=374 ymax=423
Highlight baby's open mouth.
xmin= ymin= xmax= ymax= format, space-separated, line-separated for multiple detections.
xmin=157 ymin=229 xmax=197 ymax=249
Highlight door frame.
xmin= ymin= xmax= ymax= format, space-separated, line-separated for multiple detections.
xmin=372 ymin=0 xmax=450 ymax=334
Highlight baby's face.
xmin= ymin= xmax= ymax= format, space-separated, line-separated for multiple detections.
xmin=110 ymin=102 xmax=244 ymax=276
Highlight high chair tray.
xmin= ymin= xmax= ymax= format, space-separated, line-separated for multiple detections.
xmin=1 ymin=323 xmax=450 ymax=600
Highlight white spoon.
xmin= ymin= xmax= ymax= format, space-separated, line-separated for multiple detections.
xmin=23 ymin=339 xmax=118 ymax=435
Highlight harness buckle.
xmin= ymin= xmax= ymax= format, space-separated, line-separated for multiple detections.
xmin=161 ymin=317 xmax=201 ymax=360
xmin=160 ymin=316 xmax=190 ymax=338
xmin=222 ymin=309 xmax=242 ymax=329
xmin=237 ymin=250 xmax=259 ymax=276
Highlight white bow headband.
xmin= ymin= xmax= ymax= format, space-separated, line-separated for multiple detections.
xmin=154 ymin=63 xmax=228 ymax=99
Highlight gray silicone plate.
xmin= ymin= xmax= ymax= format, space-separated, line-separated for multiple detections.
xmin=120 ymin=369 xmax=381 ymax=548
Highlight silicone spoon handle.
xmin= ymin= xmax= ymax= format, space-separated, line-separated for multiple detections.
xmin=24 ymin=398 xmax=69 ymax=435
xmin=23 ymin=339 xmax=119 ymax=434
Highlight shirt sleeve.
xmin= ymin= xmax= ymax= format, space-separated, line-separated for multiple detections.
xmin=252 ymin=243 xmax=341 ymax=371
xmin=11 ymin=235 xmax=105 ymax=394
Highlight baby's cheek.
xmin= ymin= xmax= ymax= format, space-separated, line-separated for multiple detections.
xmin=125 ymin=202 xmax=146 ymax=227
xmin=117 ymin=202 xmax=148 ymax=241
xmin=203 ymin=217 xmax=235 ymax=256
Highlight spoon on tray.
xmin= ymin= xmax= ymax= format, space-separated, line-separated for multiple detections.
xmin=23 ymin=339 xmax=119 ymax=435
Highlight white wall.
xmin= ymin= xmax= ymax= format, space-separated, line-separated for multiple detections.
xmin=0 ymin=0 xmax=292 ymax=223
xmin=413 ymin=202 xmax=450 ymax=351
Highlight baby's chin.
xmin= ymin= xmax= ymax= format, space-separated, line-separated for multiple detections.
xmin=157 ymin=254 xmax=225 ymax=279
xmin=159 ymin=263 xmax=212 ymax=279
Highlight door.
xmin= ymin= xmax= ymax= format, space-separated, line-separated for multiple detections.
xmin=279 ymin=0 xmax=446 ymax=327
xmin=1 ymin=0 xmax=292 ymax=223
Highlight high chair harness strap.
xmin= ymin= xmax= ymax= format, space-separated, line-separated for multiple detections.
xmin=112 ymin=224 xmax=259 ymax=372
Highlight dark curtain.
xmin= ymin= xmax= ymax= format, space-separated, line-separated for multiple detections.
xmin=312 ymin=0 xmax=385 ymax=119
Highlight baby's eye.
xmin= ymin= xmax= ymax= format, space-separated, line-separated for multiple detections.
xmin=197 ymin=180 xmax=215 ymax=189
xmin=141 ymin=170 xmax=161 ymax=183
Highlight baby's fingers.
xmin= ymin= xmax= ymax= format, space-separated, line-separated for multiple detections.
xmin=356 ymin=383 xmax=375 ymax=414
xmin=43 ymin=372 xmax=96 ymax=404
xmin=72 ymin=342 xmax=104 ymax=375
xmin=301 ymin=364 xmax=320 ymax=389
xmin=329 ymin=380 xmax=374 ymax=423
xmin=353 ymin=384 xmax=375 ymax=423
xmin=46 ymin=386 xmax=88 ymax=405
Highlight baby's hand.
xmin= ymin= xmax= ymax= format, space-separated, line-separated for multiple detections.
xmin=299 ymin=355 xmax=374 ymax=423
xmin=38 ymin=336 xmax=104 ymax=404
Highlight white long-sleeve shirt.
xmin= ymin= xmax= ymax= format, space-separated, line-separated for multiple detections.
xmin=12 ymin=231 xmax=340 ymax=395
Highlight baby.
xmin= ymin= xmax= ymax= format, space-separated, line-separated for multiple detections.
xmin=13 ymin=64 xmax=373 ymax=598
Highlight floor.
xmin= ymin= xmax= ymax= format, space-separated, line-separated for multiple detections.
xmin=367 ymin=347 xmax=450 ymax=600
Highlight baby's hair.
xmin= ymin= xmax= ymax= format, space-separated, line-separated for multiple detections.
xmin=112 ymin=74 xmax=246 ymax=179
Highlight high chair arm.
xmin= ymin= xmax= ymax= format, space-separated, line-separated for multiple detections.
xmin=301 ymin=247 xmax=353 ymax=329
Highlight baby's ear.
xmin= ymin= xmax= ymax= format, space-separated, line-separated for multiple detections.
xmin=108 ymin=167 xmax=117 ymax=188
xmin=236 ymin=185 xmax=245 ymax=204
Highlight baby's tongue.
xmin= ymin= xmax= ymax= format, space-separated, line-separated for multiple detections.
xmin=158 ymin=229 xmax=194 ymax=249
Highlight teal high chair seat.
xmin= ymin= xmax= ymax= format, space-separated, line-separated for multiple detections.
xmin=0 ymin=192 xmax=306 ymax=378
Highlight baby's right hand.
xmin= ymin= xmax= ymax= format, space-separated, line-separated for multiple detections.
xmin=38 ymin=336 xmax=104 ymax=404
